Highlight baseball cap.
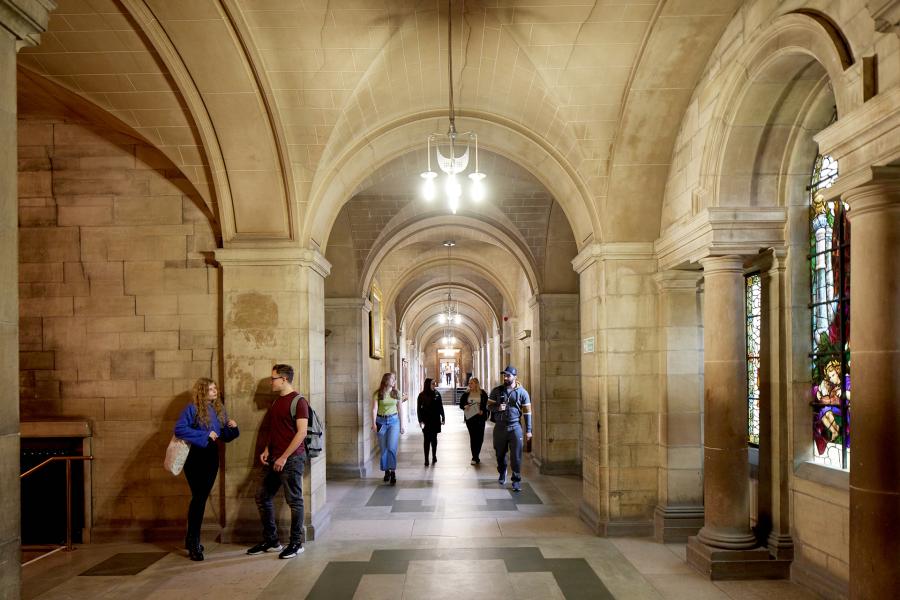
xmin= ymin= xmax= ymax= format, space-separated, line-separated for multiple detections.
xmin=501 ymin=365 xmax=517 ymax=376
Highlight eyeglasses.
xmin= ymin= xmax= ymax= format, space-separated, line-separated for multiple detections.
xmin=270 ymin=376 xmax=285 ymax=381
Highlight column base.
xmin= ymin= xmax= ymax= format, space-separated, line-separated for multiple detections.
xmin=327 ymin=462 xmax=371 ymax=479
xmin=537 ymin=460 xmax=581 ymax=476
xmin=766 ymin=532 xmax=794 ymax=560
xmin=686 ymin=536 xmax=791 ymax=580
xmin=654 ymin=505 xmax=704 ymax=543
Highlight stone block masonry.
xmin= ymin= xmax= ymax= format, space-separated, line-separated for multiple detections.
xmin=17 ymin=109 xmax=220 ymax=535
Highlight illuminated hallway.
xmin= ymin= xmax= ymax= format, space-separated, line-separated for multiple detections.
xmin=21 ymin=416 xmax=816 ymax=600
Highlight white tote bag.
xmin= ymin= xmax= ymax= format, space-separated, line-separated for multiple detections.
xmin=163 ymin=436 xmax=191 ymax=475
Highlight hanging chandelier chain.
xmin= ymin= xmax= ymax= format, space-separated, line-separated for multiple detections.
xmin=447 ymin=0 xmax=455 ymax=133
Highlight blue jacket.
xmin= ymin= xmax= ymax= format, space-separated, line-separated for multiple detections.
xmin=174 ymin=403 xmax=240 ymax=447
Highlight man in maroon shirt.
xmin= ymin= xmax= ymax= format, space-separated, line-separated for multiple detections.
xmin=246 ymin=364 xmax=309 ymax=559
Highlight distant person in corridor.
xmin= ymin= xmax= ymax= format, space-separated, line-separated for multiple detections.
xmin=487 ymin=366 xmax=532 ymax=492
xmin=372 ymin=372 xmax=405 ymax=485
xmin=459 ymin=377 xmax=488 ymax=465
xmin=418 ymin=378 xmax=445 ymax=466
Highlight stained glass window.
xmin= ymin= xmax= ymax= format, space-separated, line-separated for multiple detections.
xmin=746 ymin=274 xmax=761 ymax=447
xmin=808 ymin=153 xmax=850 ymax=469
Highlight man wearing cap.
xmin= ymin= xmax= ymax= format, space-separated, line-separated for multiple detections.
xmin=487 ymin=365 xmax=532 ymax=492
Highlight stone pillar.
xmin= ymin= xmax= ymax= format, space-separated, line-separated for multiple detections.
xmin=324 ymin=297 xmax=372 ymax=478
xmin=844 ymin=173 xmax=900 ymax=599
xmin=531 ymin=293 xmax=581 ymax=474
xmin=215 ymin=248 xmax=331 ymax=543
xmin=573 ymin=243 xmax=659 ymax=537
xmin=756 ymin=251 xmax=793 ymax=559
xmin=653 ymin=271 xmax=704 ymax=543
xmin=1 ymin=2 xmax=54 ymax=597
xmin=687 ymin=255 xmax=789 ymax=579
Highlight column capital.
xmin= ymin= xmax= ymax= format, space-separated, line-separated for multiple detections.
xmin=699 ymin=255 xmax=744 ymax=274
xmin=325 ymin=297 xmax=371 ymax=312
xmin=656 ymin=208 xmax=786 ymax=270
xmin=0 ymin=0 xmax=54 ymax=49
xmin=653 ymin=269 xmax=702 ymax=291
xmin=843 ymin=166 xmax=900 ymax=218
xmin=571 ymin=242 xmax=655 ymax=274
xmin=214 ymin=247 xmax=331 ymax=278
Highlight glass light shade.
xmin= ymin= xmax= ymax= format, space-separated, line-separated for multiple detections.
xmin=439 ymin=314 xmax=447 ymax=324
xmin=453 ymin=314 xmax=462 ymax=324
xmin=421 ymin=171 xmax=437 ymax=201
xmin=468 ymin=171 xmax=486 ymax=202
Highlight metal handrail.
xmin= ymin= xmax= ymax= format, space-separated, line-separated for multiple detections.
xmin=20 ymin=455 xmax=93 ymax=553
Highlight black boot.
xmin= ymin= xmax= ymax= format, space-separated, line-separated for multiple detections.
xmin=389 ymin=470 xmax=397 ymax=486
xmin=188 ymin=545 xmax=204 ymax=561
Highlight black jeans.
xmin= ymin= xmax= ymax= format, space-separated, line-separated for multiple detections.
xmin=183 ymin=442 xmax=219 ymax=547
xmin=255 ymin=453 xmax=305 ymax=545
xmin=423 ymin=430 xmax=438 ymax=460
xmin=465 ymin=415 xmax=485 ymax=460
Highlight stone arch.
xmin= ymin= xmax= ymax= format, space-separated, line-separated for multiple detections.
xmin=386 ymin=257 xmax=519 ymax=321
xmin=304 ymin=113 xmax=599 ymax=252
xmin=359 ymin=215 xmax=539 ymax=300
xmin=699 ymin=12 xmax=855 ymax=210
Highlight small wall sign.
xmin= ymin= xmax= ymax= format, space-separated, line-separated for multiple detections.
xmin=583 ymin=336 xmax=595 ymax=354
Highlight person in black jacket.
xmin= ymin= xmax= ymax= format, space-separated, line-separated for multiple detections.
xmin=417 ymin=378 xmax=445 ymax=466
xmin=459 ymin=377 xmax=488 ymax=465
xmin=174 ymin=378 xmax=239 ymax=561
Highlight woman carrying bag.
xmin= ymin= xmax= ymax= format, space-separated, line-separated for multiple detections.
xmin=174 ymin=378 xmax=239 ymax=561
xmin=459 ymin=377 xmax=489 ymax=465
xmin=417 ymin=378 xmax=445 ymax=466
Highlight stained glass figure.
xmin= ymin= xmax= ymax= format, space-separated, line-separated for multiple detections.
xmin=746 ymin=274 xmax=761 ymax=447
xmin=808 ymin=153 xmax=850 ymax=469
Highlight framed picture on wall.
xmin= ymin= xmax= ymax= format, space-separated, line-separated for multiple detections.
xmin=369 ymin=284 xmax=383 ymax=359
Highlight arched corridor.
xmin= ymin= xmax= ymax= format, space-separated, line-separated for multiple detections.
xmin=21 ymin=416 xmax=816 ymax=600
xmin=4 ymin=1 xmax=900 ymax=598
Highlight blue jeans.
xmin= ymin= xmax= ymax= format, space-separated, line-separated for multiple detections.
xmin=376 ymin=413 xmax=400 ymax=471
xmin=255 ymin=453 xmax=305 ymax=545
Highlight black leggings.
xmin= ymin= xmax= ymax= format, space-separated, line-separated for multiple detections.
xmin=465 ymin=416 xmax=485 ymax=460
xmin=183 ymin=442 xmax=219 ymax=547
xmin=423 ymin=430 xmax=438 ymax=460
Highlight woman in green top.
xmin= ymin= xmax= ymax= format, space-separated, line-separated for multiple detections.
xmin=371 ymin=372 xmax=406 ymax=485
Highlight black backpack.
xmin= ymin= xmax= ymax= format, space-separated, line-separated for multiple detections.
xmin=290 ymin=395 xmax=324 ymax=459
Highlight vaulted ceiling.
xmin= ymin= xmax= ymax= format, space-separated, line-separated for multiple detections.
xmin=18 ymin=0 xmax=745 ymax=352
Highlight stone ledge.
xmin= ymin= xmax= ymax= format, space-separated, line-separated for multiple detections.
xmin=21 ymin=420 xmax=91 ymax=438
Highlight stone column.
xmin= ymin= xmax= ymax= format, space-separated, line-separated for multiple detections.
xmin=844 ymin=173 xmax=900 ymax=599
xmin=693 ymin=256 xmax=754 ymax=550
xmin=214 ymin=248 xmax=331 ymax=543
xmin=653 ymin=271 xmax=704 ymax=543
xmin=324 ymin=297 xmax=372 ymax=478
xmin=1 ymin=2 xmax=53 ymax=597
xmin=756 ymin=250 xmax=793 ymax=559
xmin=688 ymin=255 xmax=790 ymax=579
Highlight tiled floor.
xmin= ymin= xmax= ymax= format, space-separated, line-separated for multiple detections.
xmin=21 ymin=414 xmax=820 ymax=599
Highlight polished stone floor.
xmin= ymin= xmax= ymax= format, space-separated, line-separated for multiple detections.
xmin=22 ymin=413 xmax=819 ymax=599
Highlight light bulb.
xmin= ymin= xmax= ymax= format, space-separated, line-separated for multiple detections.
xmin=469 ymin=171 xmax=486 ymax=202
xmin=454 ymin=314 xmax=462 ymax=324
xmin=421 ymin=171 xmax=437 ymax=201
xmin=439 ymin=314 xmax=446 ymax=324
xmin=445 ymin=174 xmax=461 ymax=213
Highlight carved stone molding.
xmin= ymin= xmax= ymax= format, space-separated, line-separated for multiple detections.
xmin=867 ymin=0 xmax=900 ymax=33
xmin=655 ymin=208 xmax=787 ymax=270
xmin=0 ymin=0 xmax=54 ymax=49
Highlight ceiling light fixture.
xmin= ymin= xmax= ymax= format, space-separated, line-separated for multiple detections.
xmin=420 ymin=0 xmax=486 ymax=214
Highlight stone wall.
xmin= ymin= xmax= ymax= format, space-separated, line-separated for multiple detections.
xmin=17 ymin=112 xmax=219 ymax=535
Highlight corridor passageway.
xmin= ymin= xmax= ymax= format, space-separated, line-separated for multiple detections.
xmin=21 ymin=414 xmax=815 ymax=600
